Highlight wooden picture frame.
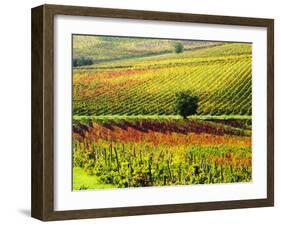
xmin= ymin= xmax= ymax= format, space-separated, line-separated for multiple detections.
xmin=31 ymin=4 xmax=274 ymax=221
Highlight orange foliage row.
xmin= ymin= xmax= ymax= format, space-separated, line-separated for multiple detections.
xmin=209 ymin=153 xmax=252 ymax=167
xmin=74 ymin=123 xmax=251 ymax=147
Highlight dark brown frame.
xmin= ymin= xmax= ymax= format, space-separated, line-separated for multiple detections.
xmin=31 ymin=4 xmax=274 ymax=221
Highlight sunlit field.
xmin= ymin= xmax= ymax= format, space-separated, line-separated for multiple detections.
xmin=72 ymin=35 xmax=252 ymax=190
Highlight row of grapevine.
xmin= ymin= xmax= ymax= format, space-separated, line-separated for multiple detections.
xmin=73 ymin=43 xmax=252 ymax=116
xmin=73 ymin=139 xmax=252 ymax=189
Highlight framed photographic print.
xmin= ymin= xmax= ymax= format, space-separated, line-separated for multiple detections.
xmin=31 ymin=4 xmax=274 ymax=221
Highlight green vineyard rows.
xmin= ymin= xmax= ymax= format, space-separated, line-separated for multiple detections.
xmin=73 ymin=42 xmax=252 ymax=116
xmin=73 ymin=140 xmax=252 ymax=189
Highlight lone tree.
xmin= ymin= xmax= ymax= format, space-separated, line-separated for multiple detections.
xmin=175 ymin=91 xmax=199 ymax=119
xmin=173 ymin=42 xmax=184 ymax=53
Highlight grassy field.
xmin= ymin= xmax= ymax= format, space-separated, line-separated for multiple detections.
xmin=73 ymin=167 xmax=116 ymax=190
xmin=72 ymin=35 xmax=252 ymax=190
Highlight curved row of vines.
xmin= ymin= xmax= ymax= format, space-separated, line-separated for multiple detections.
xmin=73 ymin=43 xmax=252 ymax=116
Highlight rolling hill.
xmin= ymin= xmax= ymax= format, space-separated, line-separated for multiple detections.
xmin=73 ymin=35 xmax=222 ymax=63
xmin=73 ymin=38 xmax=252 ymax=116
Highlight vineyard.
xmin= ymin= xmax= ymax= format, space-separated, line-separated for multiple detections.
xmin=73 ymin=35 xmax=220 ymax=63
xmin=73 ymin=42 xmax=252 ymax=116
xmin=73 ymin=117 xmax=252 ymax=189
xmin=72 ymin=35 xmax=252 ymax=190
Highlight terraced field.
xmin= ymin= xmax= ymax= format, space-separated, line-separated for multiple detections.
xmin=73 ymin=42 xmax=252 ymax=116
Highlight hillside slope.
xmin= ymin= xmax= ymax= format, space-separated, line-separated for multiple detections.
xmin=73 ymin=42 xmax=252 ymax=116
xmin=73 ymin=35 xmax=221 ymax=63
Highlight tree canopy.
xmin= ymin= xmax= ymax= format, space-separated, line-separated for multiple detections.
xmin=173 ymin=42 xmax=184 ymax=53
xmin=175 ymin=91 xmax=199 ymax=119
